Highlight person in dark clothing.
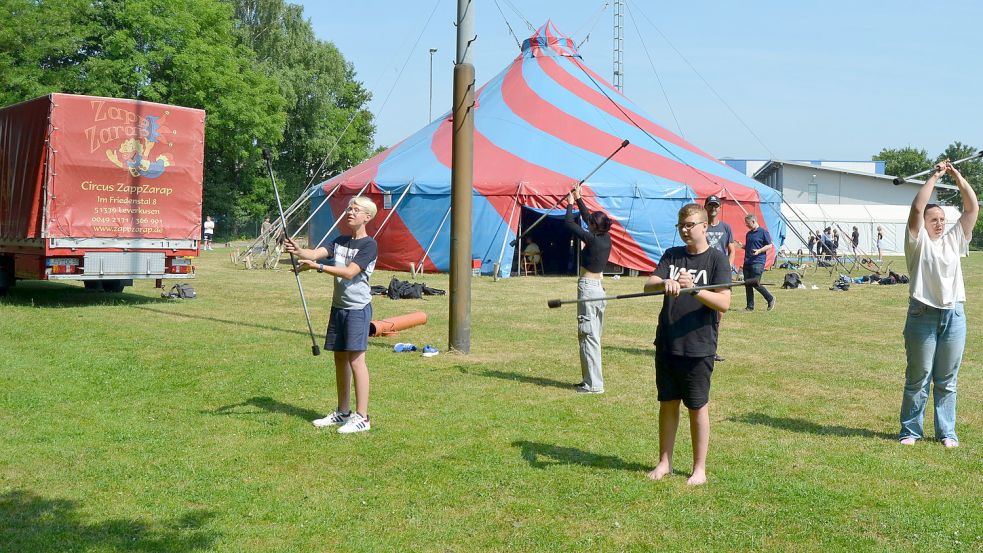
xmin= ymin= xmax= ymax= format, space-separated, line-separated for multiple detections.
xmin=565 ymin=184 xmax=613 ymax=394
xmin=736 ymin=214 xmax=775 ymax=311
xmin=703 ymin=195 xmax=733 ymax=363
xmin=644 ymin=203 xmax=732 ymax=485
xmin=851 ymin=226 xmax=860 ymax=258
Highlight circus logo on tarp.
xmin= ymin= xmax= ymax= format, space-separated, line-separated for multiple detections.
xmin=84 ymin=100 xmax=177 ymax=179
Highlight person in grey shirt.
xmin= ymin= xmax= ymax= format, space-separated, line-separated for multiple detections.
xmin=703 ymin=195 xmax=735 ymax=362
xmin=285 ymin=196 xmax=379 ymax=434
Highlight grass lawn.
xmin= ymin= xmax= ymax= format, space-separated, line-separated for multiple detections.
xmin=2 ymin=248 xmax=982 ymax=551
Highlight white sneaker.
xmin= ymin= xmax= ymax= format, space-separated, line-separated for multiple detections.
xmin=312 ymin=410 xmax=351 ymax=428
xmin=337 ymin=412 xmax=371 ymax=434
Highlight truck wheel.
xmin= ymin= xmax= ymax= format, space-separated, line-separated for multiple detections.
xmin=0 ymin=256 xmax=12 ymax=295
xmin=84 ymin=281 xmax=104 ymax=291
xmin=102 ymin=280 xmax=126 ymax=293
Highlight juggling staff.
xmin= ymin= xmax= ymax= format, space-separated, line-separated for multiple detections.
xmin=893 ymin=151 xmax=983 ymax=185
xmin=510 ymin=139 xmax=630 ymax=247
xmin=263 ymin=148 xmax=321 ymax=357
xmin=546 ymin=279 xmax=761 ymax=309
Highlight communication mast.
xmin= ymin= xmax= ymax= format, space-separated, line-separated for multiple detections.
xmin=613 ymin=0 xmax=624 ymax=92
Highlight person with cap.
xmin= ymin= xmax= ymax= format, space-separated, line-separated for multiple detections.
xmin=703 ymin=195 xmax=735 ymax=362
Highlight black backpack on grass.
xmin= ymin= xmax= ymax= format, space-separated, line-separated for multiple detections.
xmin=162 ymin=283 xmax=196 ymax=299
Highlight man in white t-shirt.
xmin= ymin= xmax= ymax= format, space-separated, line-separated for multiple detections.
xmin=203 ymin=216 xmax=215 ymax=251
xmin=898 ymin=160 xmax=978 ymax=449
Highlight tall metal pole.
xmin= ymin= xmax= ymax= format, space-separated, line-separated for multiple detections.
xmin=449 ymin=0 xmax=475 ymax=354
xmin=429 ymin=48 xmax=437 ymax=122
xmin=613 ymin=0 xmax=624 ymax=92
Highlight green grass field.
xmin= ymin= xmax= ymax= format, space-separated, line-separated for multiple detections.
xmin=2 ymin=249 xmax=982 ymax=552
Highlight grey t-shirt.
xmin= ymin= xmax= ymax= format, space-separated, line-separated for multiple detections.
xmin=706 ymin=221 xmax=733 ymax=258
xmin=328 ymin=235 xmax=378 ymax=309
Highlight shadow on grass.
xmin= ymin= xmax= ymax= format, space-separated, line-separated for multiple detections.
xmin=207 ymin=396 xmax=322 ymax=422
xmin=0 ymin=282 xmax=169 ymax=308
xmin=0 ymin=489 xmax=216 ymax=552
xmin=132 ymin=306 xmax=317 ymax=338
xmin=457 ymin=366 xmax=573 ymax=390
xmin=512 ymin=441 xmax=650 ymax=472
xmin=730 ymin=413 xmax=897 ymax=441
xmin=603 ymin=345 xmax=653 ymax=358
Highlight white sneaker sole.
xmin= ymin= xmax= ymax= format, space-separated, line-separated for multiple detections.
xmin=338 ymin=424 xmax=370 ymax=434
xmin=312 ymin=416 xmax=349 ymax=428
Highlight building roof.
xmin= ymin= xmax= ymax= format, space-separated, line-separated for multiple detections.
xmin=753 ymin=160 xmax=957 ymax=190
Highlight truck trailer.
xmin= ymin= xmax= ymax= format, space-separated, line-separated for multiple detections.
xmin=0 ymin=93 xmax=205 ymax=294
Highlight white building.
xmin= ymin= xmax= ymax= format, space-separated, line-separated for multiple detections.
xmin=724 ymin=159 xmax=958 ymax=256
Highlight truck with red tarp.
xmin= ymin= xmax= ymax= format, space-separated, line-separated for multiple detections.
xmin=0 ymin=93 xmax=205 ymax=294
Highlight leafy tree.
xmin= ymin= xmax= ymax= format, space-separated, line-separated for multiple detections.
xmin=936 ymin=141 xmax=983 ymax=190
xmin=0 ymin=0 xmax=287 ymax=237
xmin=229 ymin=0 xmax=375 ymax=225
xmin=872 ymin=147 xmax=932 ymax=181
xmin=936 ymin=142 xmax=983 ymax=248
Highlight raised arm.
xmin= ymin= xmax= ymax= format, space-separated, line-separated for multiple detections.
xmin=574 ymin=186 xmax=591 ymax=225
xmin=565 ymin=189 xmax=591 ymax=241
xmin=949 ymin=164 xmax=980 ymax=237
xmin=908 ymin=163 xmax=945 ymax=239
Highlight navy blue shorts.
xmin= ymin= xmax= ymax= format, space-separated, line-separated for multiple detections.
xmin=325 ymin=305 xmax=372 ymax=352
xmin=655 ymin=353 xmax=714 ymax=409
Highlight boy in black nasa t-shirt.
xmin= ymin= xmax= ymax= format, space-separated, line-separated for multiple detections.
xmin=644 ymin=203 xmax=732 ymax=485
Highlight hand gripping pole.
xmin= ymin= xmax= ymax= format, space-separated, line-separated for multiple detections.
xmin=892 ymin=151 xmax=983 ymax=185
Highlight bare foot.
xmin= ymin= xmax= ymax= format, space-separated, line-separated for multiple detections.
xmin=686 ymin=470 xmax=707 ymax=486
xmin=647 ymin=462 xmax=672 ymax=480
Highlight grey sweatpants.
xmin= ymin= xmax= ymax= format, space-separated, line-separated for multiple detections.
xmin=577 ymin=278 xmax=606 ymax=391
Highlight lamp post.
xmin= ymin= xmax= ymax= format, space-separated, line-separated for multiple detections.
xmin=429 ymin=47 xmax=437 ymax=122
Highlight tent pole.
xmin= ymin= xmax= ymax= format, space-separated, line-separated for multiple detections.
xmin=418 ymin=205 xmax=453 ymax=276
xmin=834 ymin=221 xmax=881 ymax=273
xmin=373 ymin=179 xmax=415 ymax=239
xmin=238 ymin=181 xmax=324 ymax=256
xmin=289 ymin=183 xmax=342 ymax=241
xmin=496 ymin=183 xmax=522 ymax=278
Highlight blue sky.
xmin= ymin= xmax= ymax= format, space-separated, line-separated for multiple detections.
xmin=296 ymin=1 xmax=982 ymax=162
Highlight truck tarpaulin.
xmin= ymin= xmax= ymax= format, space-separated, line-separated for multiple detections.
xmin=0 ymin=96 xmax=49 ymax=239
xmin=45 ymin=94 xmax=205 ymax=240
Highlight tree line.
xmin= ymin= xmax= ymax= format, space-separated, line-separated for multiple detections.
xmin=0 ymin=0 xmax=375 ymax=238
xmin=874 ymin=142 xmax=983 ymax=247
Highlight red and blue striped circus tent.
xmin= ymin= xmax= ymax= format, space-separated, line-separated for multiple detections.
xmin=309 ymin=21 xmax=784 ymax=276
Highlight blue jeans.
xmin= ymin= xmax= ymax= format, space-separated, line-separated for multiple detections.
xmin=899 ymin=299 xmax=965 ymax=441
xmin=743 ymin=263 xmax=773 ymax=309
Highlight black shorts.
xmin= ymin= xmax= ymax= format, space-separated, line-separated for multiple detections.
xmin=654 ymin=353 xmax=714 ymax=409
xmin=325 ymin=305 xmax=372 ymax=352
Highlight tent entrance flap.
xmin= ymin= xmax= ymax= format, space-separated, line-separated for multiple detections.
xmin=518 ymin=207 xmax=577 ymax=276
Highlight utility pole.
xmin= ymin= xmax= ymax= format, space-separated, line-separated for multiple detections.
xmin=449 ymin=0 xmax=475 ymax=353
xmin=429 ymin=48 xmax=437 ymax=122
xmin=613 ymin=0 xmax=624 ymax=92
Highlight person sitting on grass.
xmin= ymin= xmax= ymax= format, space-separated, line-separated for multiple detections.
xmin=644 ymin=203 xmax=732 ymax=485
xmin=898 ymin=160 xmax=978 ymax=448
xmin=284 ymin=196 xmax=379 ymax=434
